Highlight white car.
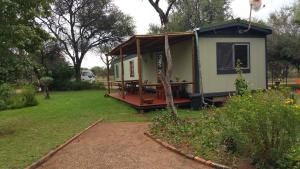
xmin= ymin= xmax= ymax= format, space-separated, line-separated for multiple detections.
xmin=81 ymin=70 xmax=96 ymax=83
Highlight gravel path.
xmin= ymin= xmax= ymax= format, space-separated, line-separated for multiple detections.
xmin=38 ymin=122 xmax=210 ymax=169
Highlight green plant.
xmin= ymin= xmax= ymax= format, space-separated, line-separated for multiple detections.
xmin=235 ymin=60 xmax=248 ymax=96
xmin=220 ymin=128 xmax=247 ymax=154
xmin=221 ymin=90 xmax=300 ymax=168
xmin=0 ymin=100 xmax=7 ymax=110
xmin=275 ymin=145 xmax=300 ymax=169
xmin=68 ymin=81 xmax=105 ymax=91
xmin=51 ymin=64 xmax=74 ymax=91
xmin=150 ymin=110 xmax=227 ymax=164
xmin=0 ymin=83 xmax=15 ymax=105
xmin=19 ymin=85 xmax=38 ymax=107
xmin=0 ymin=84 xmax=38 ymax=110
xmin=40 ymin=77 xmax=54 ymax=99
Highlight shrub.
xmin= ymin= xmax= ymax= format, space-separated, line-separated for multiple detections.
xmin=40 ymin=77 xmax=53 ymax=99
xmin=235 ymin=60 xmax=248 ymax=96
xmin=0 ymin=83 xmax=15 ymax=105
xmin=150 ymin=111 xmax=226 ymax=163
xmin=69 ymin=81 xmax=92 ymax=90
xmin=0 ymin=84 xmax=38 ymax=111
xmin=220 ymin=90 xmax=300 ymax=168
xmin=19 ymin=85 xmax=38 ymax=107
xmin=69 ymin=81 xmax=105 ymax=91
xmin=51 ymin=64 xmax=74 ymax=91
xmin=276 ymin=145 xmax=300 ymax=169
xmin=0 ymin=100 xmax=7 ymax=110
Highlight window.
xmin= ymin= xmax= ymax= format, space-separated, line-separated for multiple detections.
xmin=217 ymin=43 xmax=250 ymax=74
xmin=115 ymin=64 xmax=119 ymax=78
xmin=129 ymin=60 xmax=134 ymax=77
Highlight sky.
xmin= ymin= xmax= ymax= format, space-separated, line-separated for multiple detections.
xmin=81 ymin=0 xmax=296 ymax=68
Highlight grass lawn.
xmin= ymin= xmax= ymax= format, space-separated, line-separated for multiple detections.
xmin=0 ymin=90 xmax=203 ymax=169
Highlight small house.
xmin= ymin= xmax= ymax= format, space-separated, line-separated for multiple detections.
xmin=106 ymin=19 xmax=272 ymax=110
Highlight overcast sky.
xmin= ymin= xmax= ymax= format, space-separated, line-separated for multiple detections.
xmin=82 ymin=0 xmax=295 ymax=68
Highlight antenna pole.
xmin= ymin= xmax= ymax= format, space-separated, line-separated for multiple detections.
xmin=240 ymin=4 xmax=253 ymax=33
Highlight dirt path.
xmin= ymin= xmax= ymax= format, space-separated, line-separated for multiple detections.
xmin=38 ymin=122 xmax=210 ymax=169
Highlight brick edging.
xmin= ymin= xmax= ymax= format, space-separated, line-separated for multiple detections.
xmin=144 ymin=132 xmax=232 ymax=169
xmin=25 ymin=119 xmax=103 ymax=169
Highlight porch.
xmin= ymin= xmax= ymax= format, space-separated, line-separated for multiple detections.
xmin=106 ymin=32 xmax=197 ymax=110
xmin=108 ymin=93 xmax=191 ymax=109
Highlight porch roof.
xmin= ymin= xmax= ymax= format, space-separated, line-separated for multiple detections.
xmin=108 ymin=32 xmax=194 ymax=56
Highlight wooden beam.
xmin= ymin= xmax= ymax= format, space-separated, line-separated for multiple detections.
xmin=120 ymin=48 xmax=125 ymax=99
xmin=192 ymin=36 xmax=195 ymax=94
xmin=137 ymin=38 xmax=144 ymax=105
xmin=106 ymin=54 xmax=111 ymax=94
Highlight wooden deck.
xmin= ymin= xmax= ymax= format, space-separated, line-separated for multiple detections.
xmin=108 ymin=93 xmax=191 ymax=109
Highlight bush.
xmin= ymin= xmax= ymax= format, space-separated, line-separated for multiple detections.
xmin=0 ymin=100 xmax=7 ymax=110
xmin=0 ymin=83 xmax=38 ymax=111
xmin=19 ymin=85 xmax=38 ymax=107
xmin=150 ymin=111 xmax=226 ymax=163
xmin=70 ymin=81 xmax=92 ymax=90
xmin=69 ymin=81 xmax=105 ymax=91
xmin=150 ymin=91 xmax=300 ymax=168
xmin=51 ymin=64 xmax=74 ymax=91
xmin=220 ymin=90 xmax=300 ymax=168
xmin=0 ymin=83 xmax=15 ymax=105
xmin=40 ymin=76 xmax=53 ymax=99
xmin=235 ymin=60 xmax=248 ymax=96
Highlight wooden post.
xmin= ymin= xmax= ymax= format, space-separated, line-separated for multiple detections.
xmin=106 ymin=54 xmax=111 ymax=94
xmin=192 ymin=36 xmax=195 ymax=94
xmin=120 ymin=48 xmax=125 ymax=99
xmin=136 ymin=38 xmax=143 ymax=105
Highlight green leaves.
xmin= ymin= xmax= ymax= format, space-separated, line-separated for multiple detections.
xmin=0 ymin=0 xmax=52 ymax=85
xmin=235 ymin=60 xmax=249 ymax=96
xmin=222 ymin=90 xmax=300 ymax=168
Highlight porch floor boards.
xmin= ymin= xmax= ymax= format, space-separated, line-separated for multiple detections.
xmin=108 ymin=93 xmax=191 ymax=109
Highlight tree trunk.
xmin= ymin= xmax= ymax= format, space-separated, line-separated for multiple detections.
xmin=74 ymin=64 xmax=81 ymax=82
xmin=161 ymin=33 xmax=178 ymax=118
xmin=44 ymin=86 xmax=50 ymax=99
xmin=106 ymin=55 xmax=110 ymax=94
xmin=147 ymin=0 xmax=178 ymax=119
xmin=285 ymin=64 xmax=289 ymax=86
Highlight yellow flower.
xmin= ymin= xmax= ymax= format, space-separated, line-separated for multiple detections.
xmin=284 ymin=99 xmax=294 ymax=105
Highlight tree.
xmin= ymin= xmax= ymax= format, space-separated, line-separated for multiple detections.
xmin=91 ymin=66 xmax=107 ymax=78
xmin=97 ymin=42 xmax=115 ymax=90
xmin=37 ymin=40 xmax=74 ymax=90
xmin=148 ymin=0 xmax=178 ymax=118
xmin=148 ymin=0 xmax=232 ymax=33
xmin=267 ymin=7 xmax=300 ymax=83
xmin=0 ymin=0 xmax=52 ymax=84
xmin=38 ymin=0 xmax=135 ymax=81
xmin=294 ymin=0 xmax=300 ymax=25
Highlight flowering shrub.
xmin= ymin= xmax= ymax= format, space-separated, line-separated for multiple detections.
xmin=150 ymin=87 xmax=299 ymax=168
xmin=220 ymin=90 xmax=300 ymax=168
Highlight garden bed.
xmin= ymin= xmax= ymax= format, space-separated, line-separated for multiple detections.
xmin=149 ymin=90 xmax=300 ymax=169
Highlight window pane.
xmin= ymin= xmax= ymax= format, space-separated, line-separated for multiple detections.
xmin=217 ymin=43 xmax=233 ymax=70
xmin=234 ymin=45 xmax=249 ymax=68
